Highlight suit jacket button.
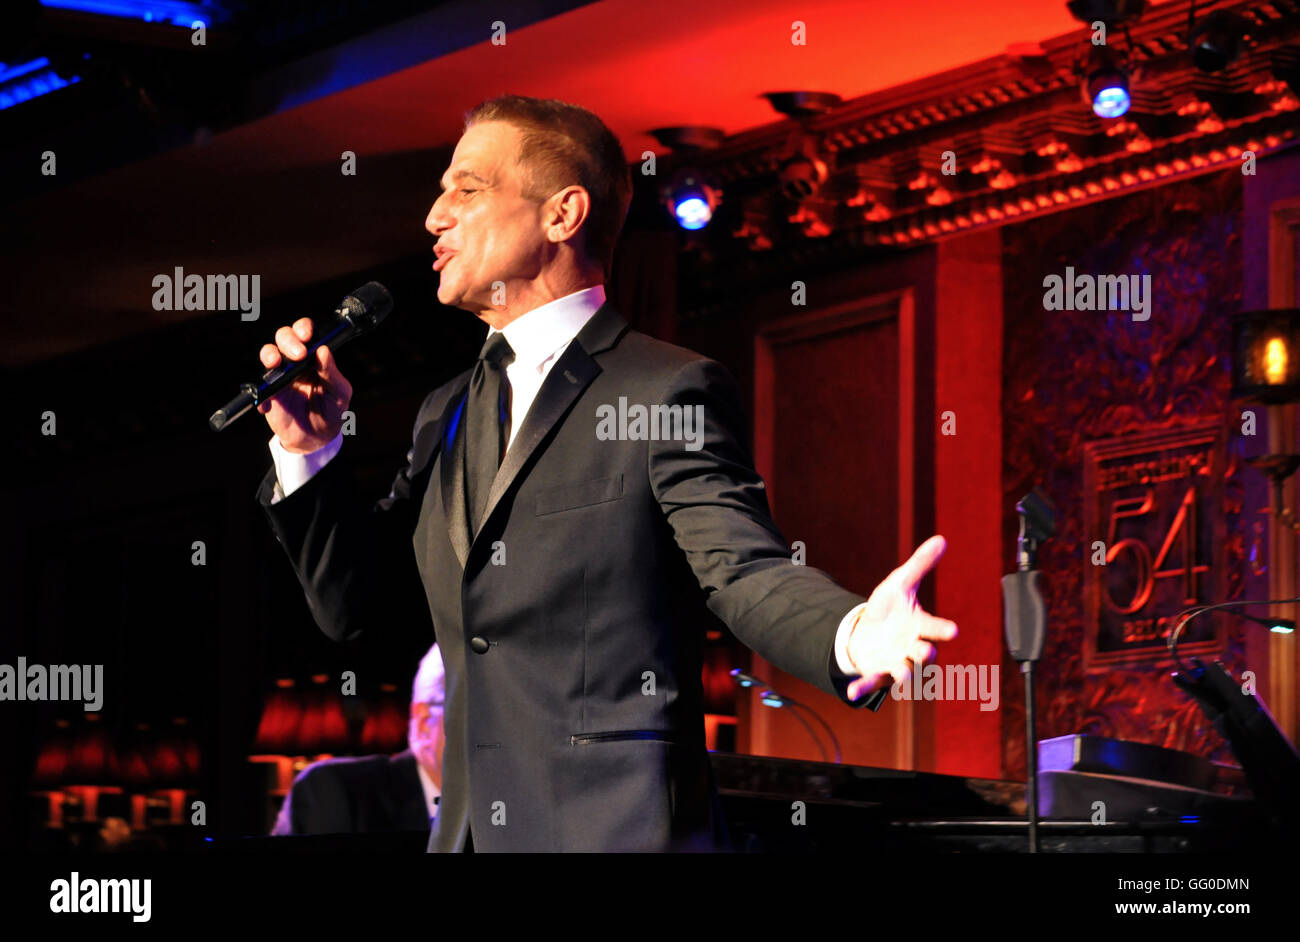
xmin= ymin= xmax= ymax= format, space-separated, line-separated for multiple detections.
xmin=470 ymin=636 xmax=490 ymax=654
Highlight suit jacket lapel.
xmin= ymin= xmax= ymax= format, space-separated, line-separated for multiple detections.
xmin=409 ymin=390 xmax=456 ymax=482
xmin=432 ymin=301 xmax=629 ymax=568
xmin=438 ymin=384 xmax=472 ymax=568
xmin=475 ymin=302 xmax=629 ymax=544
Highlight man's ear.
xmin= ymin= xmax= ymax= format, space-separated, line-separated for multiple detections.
xmin=546 ymin=185 xmax=591 ymax=245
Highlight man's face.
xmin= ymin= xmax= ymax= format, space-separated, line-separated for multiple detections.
xmin=409 ymin=696 xmax=445 ymax=789
xmin=409 ymin=646 xmax=446 ymax=787
xmin=425 ymin=121 xmax=548 ymax=313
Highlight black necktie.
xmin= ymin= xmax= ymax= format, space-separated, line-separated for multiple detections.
xmin=465 ymin=331 xmax=515 ymax=536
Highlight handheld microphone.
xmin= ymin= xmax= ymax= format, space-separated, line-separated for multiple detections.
xmin=208 ymin=282 xmax=393 ymax=432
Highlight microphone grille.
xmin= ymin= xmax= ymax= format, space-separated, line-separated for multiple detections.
xmin=341 ymin=281 xmax=393 ymax=331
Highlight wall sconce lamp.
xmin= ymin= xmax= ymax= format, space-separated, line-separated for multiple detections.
xmin=1233 ymin=309 xmax=1300 ymax=532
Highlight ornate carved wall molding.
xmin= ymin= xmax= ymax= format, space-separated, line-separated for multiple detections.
xmin=659 ymin=0 xmax=1297 ymax=323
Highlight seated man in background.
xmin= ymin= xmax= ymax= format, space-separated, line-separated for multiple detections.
xmin=272 ymin=644 xmax=445 ymax=836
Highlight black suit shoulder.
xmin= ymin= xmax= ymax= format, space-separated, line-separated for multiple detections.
xmin=274 ymin=751 xmax=427 ymax=836
xmin=593 ymin=328 xmax=748 ymax=421
xmin=599 ymin=328 xmax=722 ymax=379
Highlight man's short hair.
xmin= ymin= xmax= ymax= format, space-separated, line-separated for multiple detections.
xmin=464 ymin=94 xmax=632 ymax=276
xmin=411 ymin=643 xmax=445 ymax=707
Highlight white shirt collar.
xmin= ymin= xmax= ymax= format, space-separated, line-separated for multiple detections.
xmin=487 ymin=284 xmax=607 ymax=372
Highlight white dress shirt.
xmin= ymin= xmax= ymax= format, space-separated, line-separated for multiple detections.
xmin=268 ymin=284 xmax=607 ymax=502
xmin=266 ymin=283 xmax=868 ymax=687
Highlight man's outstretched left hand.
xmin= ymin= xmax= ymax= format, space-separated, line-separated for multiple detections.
xmin=844 ymin=535 xmax=959 ymax=702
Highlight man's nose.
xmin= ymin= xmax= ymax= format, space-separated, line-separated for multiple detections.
xmin=425 ymin=194 xmax=452 ymax=236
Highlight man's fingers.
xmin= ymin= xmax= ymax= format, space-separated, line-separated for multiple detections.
xmin=889 ymin=658 xmax=912 ymax=688
xmin=315 ymin=345 xmax=352 ymax=398
xmin=894 ymin=534 xmax=947 ymax=590
xmin=275 ymin=324 xmax=308 ymax=359
xmin=847 ymin=677 xmax=870 ymax=701
xmin=915 ymin=612 xmax=958 ymax=642
xmin=293 ymin=317 xmax=313 ymax=341
xmin=259 ymin=343 xmax=281 ymax=369
xmin=315 ymin=344 xmax=334 ymax=380
xmin=911 ymin=640 xmax=936 ymax=665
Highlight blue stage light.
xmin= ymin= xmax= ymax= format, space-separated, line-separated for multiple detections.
xmin=1082 ymin=41 xmax=1134 ymax=120
xmin=38 ymin=0 xmax=225 ymax=28
xmin=673 ymin=195 xmax=712 ymax=230
xmin=663 ymin=169 xmax=721 ymax=231
xmin=0 ymin=58 xmax=52 ymax=84
xmin=0 ymin=58 xmax=79 ymax=112
xmin=1092 ymin=83 xmax=1131 ymax=118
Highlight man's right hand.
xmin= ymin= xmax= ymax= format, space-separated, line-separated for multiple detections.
xmin=257 ymin=317 xmax=354 ymax=454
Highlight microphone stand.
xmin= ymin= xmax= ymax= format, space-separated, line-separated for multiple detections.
xmin=1000 ymin=489 xmax=1054 ymax=853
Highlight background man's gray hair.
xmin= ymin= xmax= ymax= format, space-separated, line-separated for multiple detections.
xmin=412 ymin=643 xmax=445 ymax=705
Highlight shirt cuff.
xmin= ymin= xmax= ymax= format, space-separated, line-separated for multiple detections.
xmin=268 ymin=431 xmax=344 ymax=504
xmin=834 ymin=601 xmax=868 ymax=676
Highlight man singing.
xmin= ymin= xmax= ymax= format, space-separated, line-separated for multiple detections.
xmin=255 ymin=95 xmax=957 ymax=852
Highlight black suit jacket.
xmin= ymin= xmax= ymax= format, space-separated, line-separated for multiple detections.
xmin=271 ymin=750 xmax=430 ymax=836
xmin=259 ymin=300 xmax=871 ymax=851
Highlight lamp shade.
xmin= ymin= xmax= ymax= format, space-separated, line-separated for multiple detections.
xmin=295 ymin=675 xmax=350 ymax=755
xmin=119 ymin=723 xmax=153 ymax=788
xmin=31 ymin=719 xmax=73 ymax=788
xmin=66 ymin=714 xmax=120 ymax=786
xmin=359 ymin=683 xmax=407 ymax=753
xmin=152 ymin=717 xmax=201 ymax=788
xmin=1231 ymin=309 xmax=1300 ymax=403
xmin=252 ymin=678 xmax=302 ymax=755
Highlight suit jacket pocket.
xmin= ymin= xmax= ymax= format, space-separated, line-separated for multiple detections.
xmin=569 ymin=729 xmax=681 ymax=746
xmin=535 ymin=474 xmax=624 ymax=516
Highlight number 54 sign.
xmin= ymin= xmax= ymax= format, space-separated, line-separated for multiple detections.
xmin=1083 ymin=425 xmax=1226 ymax=668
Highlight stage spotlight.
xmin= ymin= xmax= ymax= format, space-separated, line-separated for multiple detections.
xmin=777 ymin=151 xmax=829 ymax=201
xmin=1088 ymin=71 xmax=1131 ymax=117
xmin=663 ymin=168 xmax=721 ymax=231
xmin=649 ymin=126 xmax=724 ymax=232
xmin=1083 ymin=44 xmax=1131 ymax=118
xmin=1190 ymin=9 xmax=1250 ymax=73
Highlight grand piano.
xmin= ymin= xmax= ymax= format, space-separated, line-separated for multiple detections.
xmin=709 ymin=751 xmax=1285 ymax=854
xmin=214 ymin=748 xmax=1287 ymax=854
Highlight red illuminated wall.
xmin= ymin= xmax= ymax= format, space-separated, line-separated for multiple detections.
xmin=674 ymin=163 xmax=1260 ymax=781
xmin=998 ymin=169 xmax=1247 ymax=778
